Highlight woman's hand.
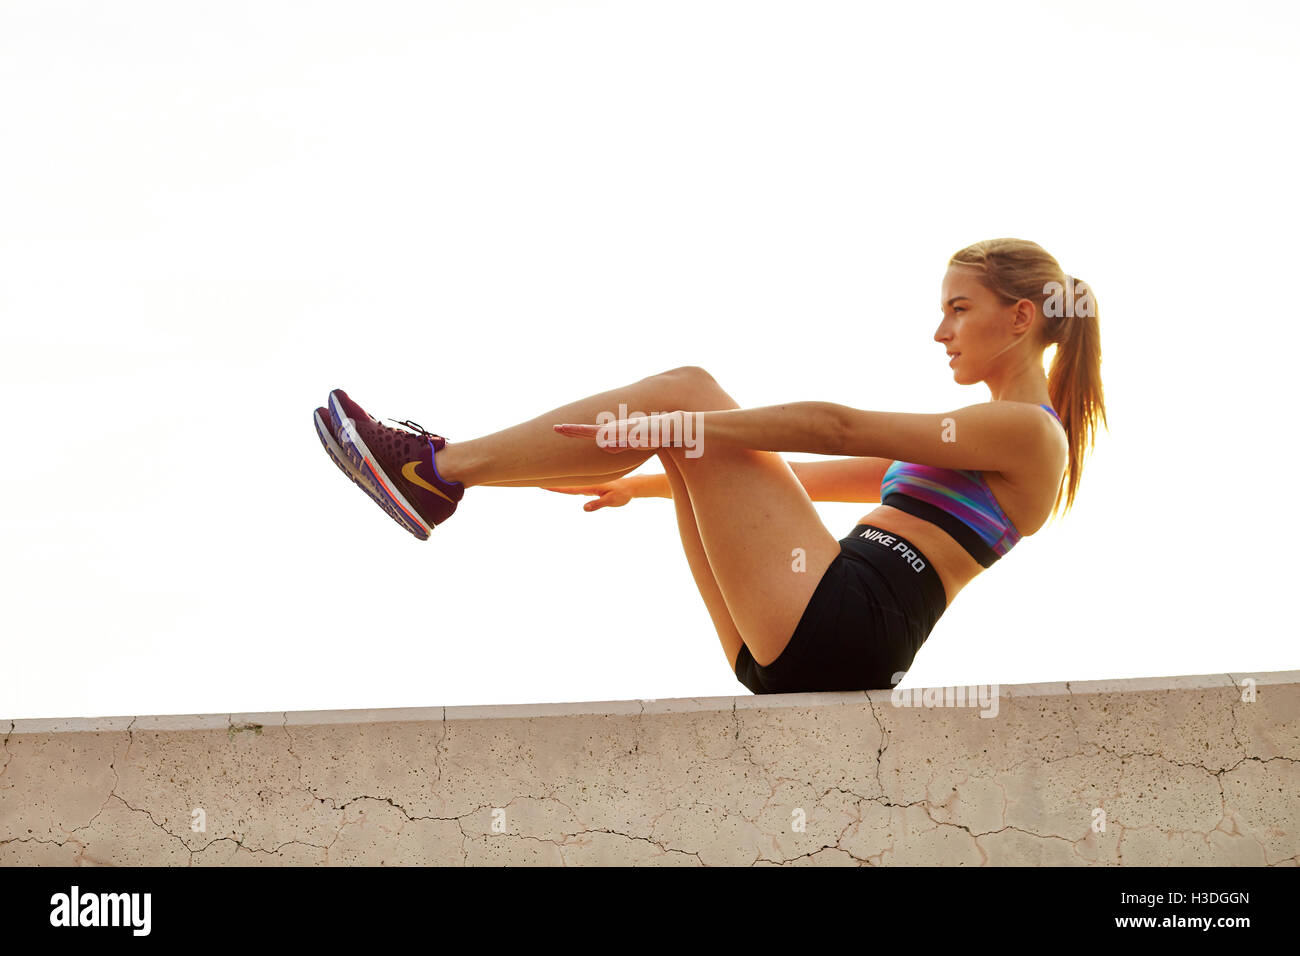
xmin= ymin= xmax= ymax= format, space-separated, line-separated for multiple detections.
xmin=554 ymin=413 xmax=685 ymax=453
xmin=541 ymin=477 xmax=639 ymax=512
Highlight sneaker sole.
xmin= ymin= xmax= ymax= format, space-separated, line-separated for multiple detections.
xmin=327 ymin=391 xmax=436 ymax=539
xmin=313 ymin=407 xmax=429 ymax=540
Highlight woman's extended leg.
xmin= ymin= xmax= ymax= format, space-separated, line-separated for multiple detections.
xmin=322 ymin=366 xmax=763 ymax=540
xmin=436 ymin=363 xmax=839 ymax=666
xmin=435 ymin=367 xmax=714 ymax=487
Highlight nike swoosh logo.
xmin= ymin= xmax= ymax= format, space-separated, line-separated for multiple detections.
xmin=402 ymin=461 xmax=455 ymax=502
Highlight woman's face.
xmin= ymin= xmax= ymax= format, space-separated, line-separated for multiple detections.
xmin=933 ymin=266 xmax=1027 ymax=385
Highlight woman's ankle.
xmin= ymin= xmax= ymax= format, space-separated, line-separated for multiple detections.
xmin=434 ymin=442 xmax=475 ymax=486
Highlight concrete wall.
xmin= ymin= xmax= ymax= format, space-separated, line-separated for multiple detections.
xmin=2 ymin=671 xmax=1297 ymax=866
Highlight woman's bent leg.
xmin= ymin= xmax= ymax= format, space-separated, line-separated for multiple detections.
xmin=659 ymin=449 xmax=748 ymax=675
xmin=660 ymin=443 xmax=840 ymax=667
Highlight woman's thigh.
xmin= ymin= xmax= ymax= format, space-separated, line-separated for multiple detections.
xmin=662 ymin=442 xmax=841 ymax=667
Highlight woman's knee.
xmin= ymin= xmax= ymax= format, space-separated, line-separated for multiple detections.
xmin=659 ymin=365 xmax=716 ymax=386
xmin=655 ymin=366 xmax=734 ymax=410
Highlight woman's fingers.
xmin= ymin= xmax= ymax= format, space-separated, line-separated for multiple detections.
xmin=553 ymin=420 xmax=656 ymax=454
xmin=554 ymin=423 xmax=626 ymax=454
xmin=540 ymin=484 xmax=616 ymax=510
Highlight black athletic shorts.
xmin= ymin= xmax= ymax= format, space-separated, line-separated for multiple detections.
xmin=733 ymin=523 xmax=948 ymax=694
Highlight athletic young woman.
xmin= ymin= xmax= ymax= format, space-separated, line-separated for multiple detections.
xmin=313 ymin=238 xmax=1106 ymax=694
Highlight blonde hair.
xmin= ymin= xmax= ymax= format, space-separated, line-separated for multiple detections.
xmin=948 ymin=238 xmax=1107 ymax=517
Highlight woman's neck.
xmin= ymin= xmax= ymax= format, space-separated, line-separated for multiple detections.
xmin=986 ymin=364 xmax=1051 ymax=405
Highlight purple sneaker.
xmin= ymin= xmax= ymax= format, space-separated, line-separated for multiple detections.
xmin=327 ymin=388 xmax=465 ymax=539
xmin=313 ymin=406 xmax=429 ymax=540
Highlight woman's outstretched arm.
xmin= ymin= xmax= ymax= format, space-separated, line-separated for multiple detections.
xmin=690 ymin=402 xmax=844 ymax=455
xmin=535 ymin=458 xmax=890 ymax=504
xmin=558 ymin=403 xmax=842 ymax=456
xmin=681 ymin=401 xmax=1055 ymax=473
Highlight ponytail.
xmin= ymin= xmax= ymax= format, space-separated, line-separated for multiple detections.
xmin=1045 ymin=276 xmax=1106 ymax=516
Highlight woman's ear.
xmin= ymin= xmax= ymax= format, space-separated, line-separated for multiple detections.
xmin=1009 ymin=298 xmax=1037 ymax=336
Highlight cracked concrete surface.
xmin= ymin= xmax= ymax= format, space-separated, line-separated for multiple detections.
xmin=1 ymin=672 xmax=1297 ymax=866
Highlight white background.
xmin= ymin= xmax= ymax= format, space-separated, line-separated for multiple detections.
xmin=1 ymin=0 xmax=1295 ymax=719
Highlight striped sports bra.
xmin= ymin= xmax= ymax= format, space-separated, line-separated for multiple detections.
xmin=879 ymin=404 xmax=1063 ymax=568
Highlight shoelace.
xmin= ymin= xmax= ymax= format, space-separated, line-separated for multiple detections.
xmin=387 ymin=418 xmax=446 ymax=442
